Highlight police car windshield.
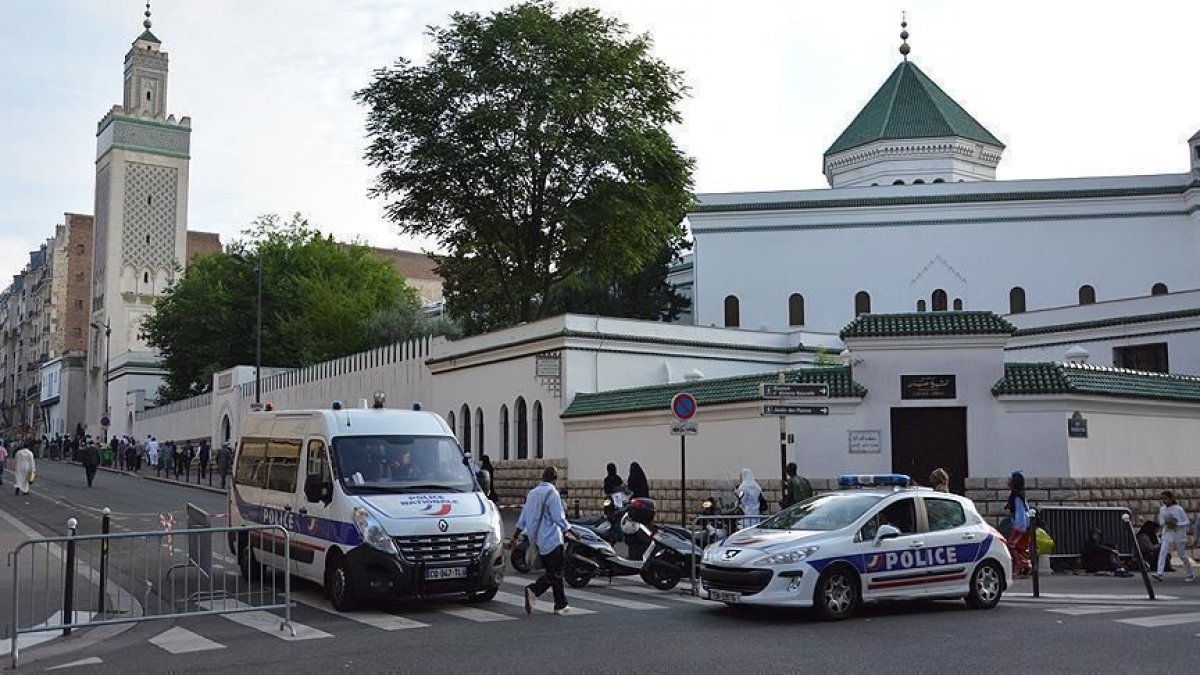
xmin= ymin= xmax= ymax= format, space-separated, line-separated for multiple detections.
xmin=331 ymin=435 xmax=476 ymax=494
xmin=757 ymin=493 xmax=884 ymax=531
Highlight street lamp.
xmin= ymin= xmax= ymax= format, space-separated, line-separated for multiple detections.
xmin=231 ymin=253 xmax=263 ymax=405
xmin=90 ymin=319 xmax=111 ymax=440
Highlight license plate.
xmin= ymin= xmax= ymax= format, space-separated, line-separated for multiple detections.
xmin=708 ymin=589 xmax=741 ymax=603
xmin=425 ymin=566 xmax=468 ymax=581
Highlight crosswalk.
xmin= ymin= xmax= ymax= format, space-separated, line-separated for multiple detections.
xmin=1010 ymin=597 xmax=1200 ymax=637
xmin=141 ymin=576 xmax=707 ymax=655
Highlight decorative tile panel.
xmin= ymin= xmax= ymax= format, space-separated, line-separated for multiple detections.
xmin=92 ymin=165 xmax=110 ymax=289
xmin=120 ymin=162 xmax=178 ymax=270
xmin=112 ymin=119 xmax=189 ymax=156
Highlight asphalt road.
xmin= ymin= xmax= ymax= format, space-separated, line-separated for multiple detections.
xmin=5 ymin=461 xmax=1200 ymax=674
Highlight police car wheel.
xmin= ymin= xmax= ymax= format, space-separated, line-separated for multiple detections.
xmin=814 ymin=566 xmax=859 ymax=620
xmin=328 ymin=556 xmax=357 ymax=612
xmin=965 ymin=561 xmax=1003 ymax=609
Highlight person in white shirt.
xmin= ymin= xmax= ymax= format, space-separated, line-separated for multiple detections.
xmin=1153 ymin=490 xmax=1195 ymax=582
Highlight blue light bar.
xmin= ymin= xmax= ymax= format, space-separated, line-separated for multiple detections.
xmin=838 ymin=474 xmax=911 ymax=488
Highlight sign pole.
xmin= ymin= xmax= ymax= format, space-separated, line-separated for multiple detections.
xmin=670 ymin=392 xmax=698 ymax=528
xmin=680 ymin=434 xmax=687 ymax=527
xmin=778 ymin=373 xmax=787 ymax=490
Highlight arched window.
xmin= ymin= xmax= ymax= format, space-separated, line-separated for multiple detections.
xmin=533 ymin=401 xmax=544 ymax=459
xmin=515 ymin=397 xmax=528 ymax=460
xmin=854 ymin=291 xmax=871 ymax=315
xmin=1078 ymin=285 xmax=1096 ymax=305
xmin=475 ymin=408 xmax=484 ymax=455
xmin=892 ymin=180 xmax=905 ymax=186
xmin=931 ymin=289 xmax=948 ymax=311
xmin=499 ymin=405 xmax=510 ymax=460
xmin=917 ymin=299 xmax=927 ymax=312
xmin=460 ymin=404 xmax=471 ymax=452
xmin=932 ymin=178 xmax=945 ymax=184
xmin=447 ymin=411 xmax=456 ymax=434
xmin=1151 ymin=283 xmax=1168 ymax=296
xmin=723 ymin=295 xmax=740 ymax=328
xmin=1009 ymin=287 xmax=1026 ymax=314
xmin=952 ymin=298 xmax=963 ymax=311
xmin=788 ymin=293 xmax=805 ymax=326
xmin=913 ymin=179 xmax=925 ymax=185
xmin=143 ymin=272 xmax=150 ymax=284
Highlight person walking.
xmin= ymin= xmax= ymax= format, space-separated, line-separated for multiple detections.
xmin=736 ymin=468 xmax=764 ymax=528
xmin=1152 ymin=491 xmax=1195 ymax=582
xmin=781 ymin=462 xmax=813 ymax=508
xmin=81 ymin=441 xmax=101 ymax=488
xmin=0 ymin=440 xmax=8 ymax=487
xmin=1005 ymin=471 xmax=1032 ymax=576
xmin=181 ymin=441 xmax=195 ymax=482
xmin=603 ymin=463 xmax=624 ymax=496
xmin=160 ymin=441 xmax=174 ymax=480
xmin=198 ymin=440 xmax=211 ymax=482
xmin=146 ymin=436 xmax=159 ymax=476
xmin=627 ymin=462 xmax=650 ymax=499
xmin=511 ymin=466 xmax=573 ymax=616
xmin=929 ymin=468 xmax=951 ymax=493
xmin=14 ymin=444 xmax=35 ymax=496
xmin=478 ymin=455 xmax=495 ymax=502
xmin=217 ymin=442 xmax=233 ymax=489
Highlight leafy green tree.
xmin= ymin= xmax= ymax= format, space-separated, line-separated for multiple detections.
xmin=357 ymin=1 xmax=693 ymax=335
xmin=546 ymin=242 xmax=690 ymax=321
xmin=143 ymin=214 xmax=421 ymax=402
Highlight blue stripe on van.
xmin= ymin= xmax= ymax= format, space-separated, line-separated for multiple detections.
xmin=233 ymin=489 xmax=362 ymax=547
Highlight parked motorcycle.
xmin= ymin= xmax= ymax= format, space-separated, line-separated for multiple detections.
xmin=637 ymin=495 xmax=743 ymax=590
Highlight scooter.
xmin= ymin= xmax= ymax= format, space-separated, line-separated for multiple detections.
xmin=637 ymin=495 xmax=742 ymax=590
xmin=568 ymin=489 xmax=631 ymax=546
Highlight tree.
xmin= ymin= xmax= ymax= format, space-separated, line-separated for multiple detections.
xmin=546 ymin=242 xmax=690 ymax=321
xmin=142 ymin=214 xmax=419 ymax=402
xmin=357 ymin=1 xmax=693 ymax=335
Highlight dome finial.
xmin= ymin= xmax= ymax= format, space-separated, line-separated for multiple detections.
xmin=143 ymin=2 xmax=152 ymax=30
xmin=899 ymin=11 xmax=911 ymax=61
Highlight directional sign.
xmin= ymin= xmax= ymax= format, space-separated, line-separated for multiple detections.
xmin=761 ymin=404 xmax=829 ymax=416
xmin=671 ymin=392 xmax=697 ymax=421
xmin=670 ymin=420 xmax=698 ymax=436
xmin=760 ymin=383 xmax=829 ymax=399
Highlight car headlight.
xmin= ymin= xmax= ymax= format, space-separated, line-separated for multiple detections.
xmin=353 ymin=506 xmax=399 ymax=556
xmin=484 ymin=505 xmax=503 ymax=549
xmin=753 ymin=546 xmax=819 ymax=566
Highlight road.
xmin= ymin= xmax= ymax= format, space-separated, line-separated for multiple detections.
xmin=4 ymin=461 xmax=1200 ymax=674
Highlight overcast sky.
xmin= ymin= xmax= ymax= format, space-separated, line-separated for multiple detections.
xmin=3 ymin=0 xmax=1198 ymax=282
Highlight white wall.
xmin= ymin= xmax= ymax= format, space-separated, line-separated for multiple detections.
xmin=1066 ymin=406 xmax=1200 ymax=476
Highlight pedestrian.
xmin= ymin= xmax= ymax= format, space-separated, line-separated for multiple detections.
xmin=511 ymin=466 xmax=573 ymax=616
xmin=217 ymin=442 xmax=233 ymax=489
xmin=781 ymin=462 xmax=813 ymax=508
xmin=14 ymin=444 xmax=35 ymax=496
xmin=1136 ymin=521 xmax=1169 ymax=573
xmin=736 ymin=467 xmax=764 ymax=528
xmin=198 ymin=440 xmax=211 ymax=482
xmin=478 ymin=454 xmax=495 ymax=502
xmin=1152 ymin=490 xmax=1195 ymax=582
xmin=929 ymin=467 xmax=951 ymax=493
xmin=160 ymin=441 xmax=174 ymax=479
xmin=146 ymin=436 xmax=159 ymax=476
xmin=0 ymin=439 xmax=8 ymax=487
xmin=81 ymin=441 xmax=101 ymax=488
xmin=627 ymin=462 xmax=650 ymax=499
xmin=181 ymin=441 xmax=194 ymax=482
xmin=1005 ymin=471 xmax=1032 ymax=576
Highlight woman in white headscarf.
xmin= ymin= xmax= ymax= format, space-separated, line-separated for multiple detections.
xmin=736 ymin=468 xmax=763 ymax=529
xmin=14 ymin=444 xmax=36 ymax=496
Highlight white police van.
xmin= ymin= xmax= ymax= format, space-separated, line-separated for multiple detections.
xmin=699 ymin=474 xmax=1012 ymax=619
xmin=228 ymin=397 xmax=504 ymax=610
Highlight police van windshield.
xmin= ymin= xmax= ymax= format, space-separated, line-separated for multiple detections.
xmin=331 ymin=435 xmax=477 ymax=494
xmin=757 ymin=494 xmax=884 ymax=531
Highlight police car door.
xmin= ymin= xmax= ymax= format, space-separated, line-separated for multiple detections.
xmin=917 ymin=495 xmax=974 ymax=597
xmin=855 ymin=496 xmax=925 ymax=600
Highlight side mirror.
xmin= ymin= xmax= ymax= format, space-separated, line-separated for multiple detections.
xmin=304 ymin=473 xmax=331 ymax=505
xmin=873 ymin=524 xmax=902 ymax=546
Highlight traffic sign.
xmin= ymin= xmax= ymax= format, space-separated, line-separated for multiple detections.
xmin=671 ymin=392 xmax=697 ymax=421
xmin=100 ymin=415 xmax=111 ymax=428
xmin=761 ymin=404 xmax=829 ymax=416
xmin=670 ymin=420 xmax=698 ymax=436
xmin=760 ymin=383 xmax=828 ymax=399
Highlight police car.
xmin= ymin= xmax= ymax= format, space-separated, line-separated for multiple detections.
xmin=699 ymin=474 xmax=1011 ymax=620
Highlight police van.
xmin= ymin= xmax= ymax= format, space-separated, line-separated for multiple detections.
xmin=699 ymin=474 xmax=1012 ymax=619
xmin=228 ymin=397 xmax=504 ymax=610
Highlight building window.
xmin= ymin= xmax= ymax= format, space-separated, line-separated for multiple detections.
xmin=1113 ymin=343 xmax=1168 ymax=373
xmin=146 ymin=91 xmax=151 ymax=101
xmin=913 ymin=179 xmax=925 ymax=185
xmin=931 ymin=289 xmax=948 ymax=311
xmin=75 ymin=244 xmax=85 ymax=254
xmin=145 ymin=234 xmax=151 ymax=244
xmin=1078 ymin=285 xmax=1096 ymax=305
xmin=932 ymin=178 xmax=945 ymax=184
xmin=499 ymin=404 xmax=510 ymax=460
xmin=953 ymin=298 xmax=963 ymax=311
xmin=460 ymin=404 xmax=471 ymax=452
xmin=723 ymin=295 xmax=740 ymax=328
xmin=146 ymin=195 xmax=152 ymax=205
xmin=916 ymin=299 xmax=927 ymax=312
xmin=1151 ymin=283 xmax=1168 ymax=296
xmin=447 ymin=410 xmax=456 ymax=433
xmin=475 ymin=408 xmax=484 ymax=455
xmin=855 ymin=291 xmax=871 ymax=315
xmin=143 ymin=272 xmax=149 ymax=284
xmin=892 ymin=180 xmax=905 ymax=186
xmin=1009 ymin=287 xmax=1026 ymax=314
xmin=533 ymin=401 xmax=544 ymax=459
xmin=74 ymin=299 xmax=83 ymax=310
xmin=515 ymin=397 xmax=528 ymax=460
xmin=788 ymin=294 xmax=805 ymax=326
xmin=73 ymin=327 xmax=82 ymax=339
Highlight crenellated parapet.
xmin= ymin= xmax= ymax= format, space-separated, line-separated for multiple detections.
xmin=96 ymin=105 xmax=191 ymax=161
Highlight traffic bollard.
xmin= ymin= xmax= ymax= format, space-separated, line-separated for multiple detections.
xmin=1123 ymin=513 xmax=1155 ymax=601
xmin=573 ymin=499 xmax=581 ymax=519
xmin=98 ymin=507 xmax=111 ymax=612
xmin=63 ymin=517 xmax=78 ymax=636
xmin=1028 ymin=508 xmax=1039 ymax=598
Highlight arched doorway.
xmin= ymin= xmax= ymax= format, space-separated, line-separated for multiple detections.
xmin=222 ymin=414 xmax=231 ymax=444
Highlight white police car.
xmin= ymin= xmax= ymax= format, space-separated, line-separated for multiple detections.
xmin=699 ymin=474 xmax=1011 ymax=620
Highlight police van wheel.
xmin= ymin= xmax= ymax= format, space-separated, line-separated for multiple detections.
xmin=328 ymin=556 xmax=358 ymax=612
xmin=237 ymin=537 xmax=262 ymax=581
xmin=965 ymin=561 xmax=1003 ymax=609
xmin=813 ymin=566 xmax=859 ymax=621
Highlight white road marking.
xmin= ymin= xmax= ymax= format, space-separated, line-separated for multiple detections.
xmin=46 ymin=657 xmax=104 ymax=670
xmin=148 ymin=626 xmax=226 ymax=654
xmin=438 ymin=607 xmax=517 ymax=623
xmin=198 ymin=600 xmax=331 ymax=641
xmin=492 ymin=590 xmax=595 ymax=615
xmin=1045 ymin=605 xmax=1135 ymax=616
xmin=291 ymin=591 xmax=429 ymax=630
xmin=501 ymin=578 xmax=663 ymax=610
xmin=1007 ymin=592 xmax=1179 ymax=601
xmin=1117 ymin=612 xmax=1200 ymax=628
xmin=583 ymin=582 xmax=712 ymax=606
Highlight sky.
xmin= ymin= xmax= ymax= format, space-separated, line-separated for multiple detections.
xmin=2 ymin=0 xmax=1199 ymax=282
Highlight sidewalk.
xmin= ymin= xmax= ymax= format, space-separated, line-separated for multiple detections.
xmin=63 ymin=459 xmax=227 ymax=495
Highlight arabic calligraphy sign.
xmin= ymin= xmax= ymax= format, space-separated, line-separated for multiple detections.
xmin=900 ymin=374 xmax=956 ymax=400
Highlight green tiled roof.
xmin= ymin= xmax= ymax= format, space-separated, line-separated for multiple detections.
xmin=826 ymin=61 xmax=1002 ymax=156
xmin=562 ymin=368 xmax=866 ymax=419
xmin=137 ymin=29 xmax=161 ymax=44
xmin=992 ymin=362 xmax=1200 ymax=403
xmin=1013 ymin=308 xmax=1200 ymax=337
xmin=840 ymin=312 xmax=1016 ymax=339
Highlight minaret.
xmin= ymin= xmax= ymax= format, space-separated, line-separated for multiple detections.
xmin=87 ymin=2 xmax=192 ymax=439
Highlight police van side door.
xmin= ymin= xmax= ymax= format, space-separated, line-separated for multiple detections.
xmin=291 ymin=437 xmax=333 ymax=582
xmin=917 ymin=496 xmax=974 ymax=597
xmin=855 ymin=497 xmax=924 ymax=600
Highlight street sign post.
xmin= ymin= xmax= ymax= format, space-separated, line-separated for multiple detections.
xmin=670 ymin=393 xmax=697 ymax=525
xmin=762 ymin=375 xmax=832 ymax=492
xmin=759 ymin=383 xmax=829 ymax=399
xmin=761 ymin=404 xmax=830 ymax=416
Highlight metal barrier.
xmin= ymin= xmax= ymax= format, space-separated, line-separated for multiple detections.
xmin=687 ymin=514 xmax=768 ymax=597
xmin=1034 ymin=505 xmax=1137 ymax=562
xmin=8 ymin=518 xmax=294 ymax=668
